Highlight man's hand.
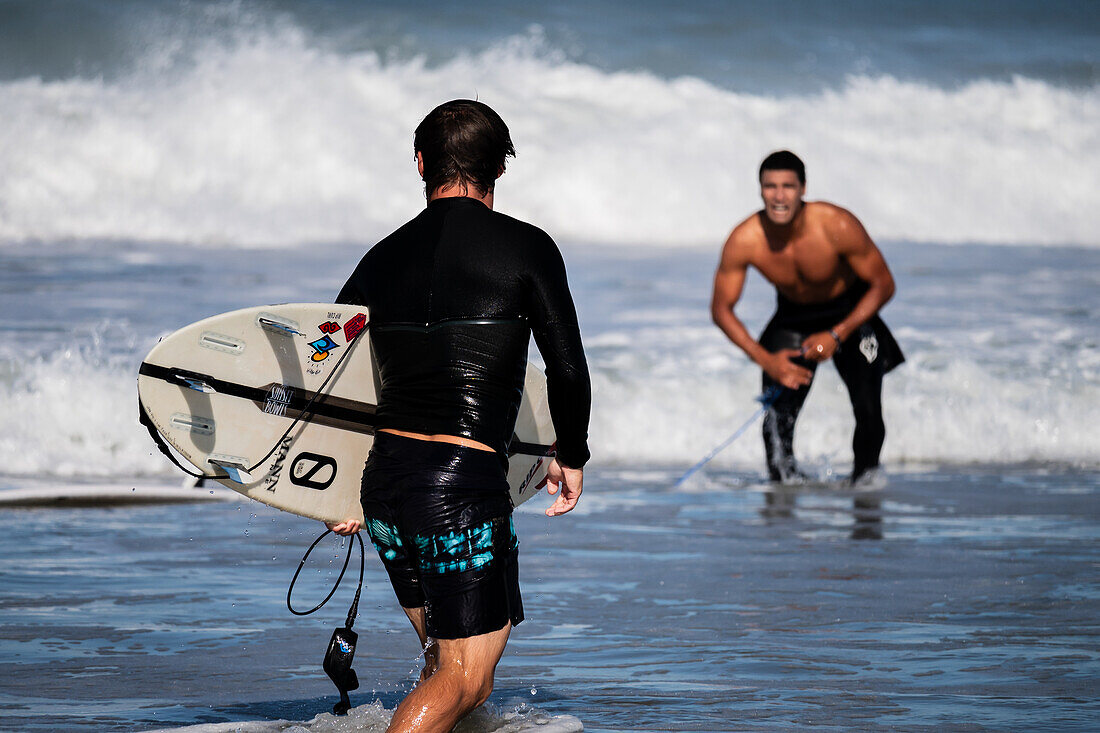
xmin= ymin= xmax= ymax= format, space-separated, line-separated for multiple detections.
xmin=540 ymin=458 xmax=583 ymax=517
xmin=326 ymin=519 xmax=362 ymax=536
xmin=800 ymin=331 xmax=840 ymax=363
xmin=763 ymin=349 xmax=813 ymax=389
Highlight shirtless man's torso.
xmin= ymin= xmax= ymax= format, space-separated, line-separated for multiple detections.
xmin=711 ymin=151 xmax=902 ymax=483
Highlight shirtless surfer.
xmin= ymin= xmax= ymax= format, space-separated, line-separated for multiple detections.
xmin=711 ymin=150 xmax=903 ymax=484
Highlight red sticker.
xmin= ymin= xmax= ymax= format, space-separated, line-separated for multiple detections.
xmin=344 ymin=313 xmax=367 ymax=341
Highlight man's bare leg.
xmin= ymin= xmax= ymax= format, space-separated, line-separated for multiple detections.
xmin=386 ymin=622 xmax=511 ymax=733
xmin=401 ymin=606 xmax=439 ymax=683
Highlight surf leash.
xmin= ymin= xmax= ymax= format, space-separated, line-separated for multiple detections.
xmin=287 ymin=529 xmax=365 ymax=716
xmin=673 ymin=386 xmax=783 ymax=487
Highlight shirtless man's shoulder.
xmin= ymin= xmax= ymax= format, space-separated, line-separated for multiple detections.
xmin=721 ymin=201 xmax=867 ymax=301
xmin=720 ymin=212 xmax=761 ymax=268
xmin=805 ymin=201 xmax=871 ymax=253
xmin=725 ymin=201 xmax=859 ymax=251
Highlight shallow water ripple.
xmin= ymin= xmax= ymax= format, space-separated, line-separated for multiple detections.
xmin=0 ymin=466 xmax=1097 ymax=731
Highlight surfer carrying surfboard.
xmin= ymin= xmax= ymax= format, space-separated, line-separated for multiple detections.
xmin=326 ymin=100 xmax=591 ymax=733
xmin=711 ymin=151 xmax=903 ymax=484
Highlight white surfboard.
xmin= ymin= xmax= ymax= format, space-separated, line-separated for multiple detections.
xmin=137 ymin=304 xmax=556 ymax=524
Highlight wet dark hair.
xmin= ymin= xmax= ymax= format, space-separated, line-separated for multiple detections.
xmin=758 ymin=150 xmax=805 ymax=184
xmin=414 ymin=100 xmax=515 ymax=197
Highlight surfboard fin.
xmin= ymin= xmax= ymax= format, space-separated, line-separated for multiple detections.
xmin=174 ymin=375 xmax=215 ymax=393
xmin=257 ymin=316 xmax=305 ymax=337
xmin=208 ymin=459 xmax=253 ymax=484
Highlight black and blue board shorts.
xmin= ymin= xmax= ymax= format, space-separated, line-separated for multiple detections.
xmin=359 ymin=431 xmax=523 ymax=639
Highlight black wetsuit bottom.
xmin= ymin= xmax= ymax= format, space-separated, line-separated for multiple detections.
xmin=759 ymin=281 xmax=904 ymax=483
xmin=359 ymin=432 xmax=523 ymax=639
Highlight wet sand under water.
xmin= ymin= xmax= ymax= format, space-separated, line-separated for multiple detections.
xmin=0 ymin=465 xmax=1097 ymax=732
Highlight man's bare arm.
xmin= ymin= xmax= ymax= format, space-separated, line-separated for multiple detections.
xmin=801 ymin=208 xmax=896 ymax=360
xmin=711 ymin=228 xmax=812 ymax=389
xmin=832 ymin=212 xmax=895 ymax=340
xmin=711 ymin=232 xmax=768 ymax=364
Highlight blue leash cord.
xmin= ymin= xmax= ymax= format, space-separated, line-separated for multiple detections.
xmin=673 ymin=386 xmax=783 ymax=487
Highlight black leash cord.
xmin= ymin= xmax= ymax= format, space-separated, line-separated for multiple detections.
xmin=287 ymin=530 xmax=365 ymax=626
xmin=288 ymin=530 xmax=367 ymax=716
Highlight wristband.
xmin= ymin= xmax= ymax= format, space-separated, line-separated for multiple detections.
xmin=829 ymin=329 xmax=842 ymax=345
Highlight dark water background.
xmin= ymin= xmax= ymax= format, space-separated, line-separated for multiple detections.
xmin=1 ymin=0 xmax=1096 ymax=91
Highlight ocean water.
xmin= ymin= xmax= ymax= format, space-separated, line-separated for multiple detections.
xmin=2 ymin=239 xmax=1097 ymax=477
xmin=1 ymin=1 xmax=1098 ymax=731
xmin=0 ymin=0 xmax=1097 ymax=248
xmin=1 ymin=467 xmax=1097 ymax=731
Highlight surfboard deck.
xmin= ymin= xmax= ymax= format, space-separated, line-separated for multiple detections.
xmin=137 ymin=304 xmax=556 ymax=524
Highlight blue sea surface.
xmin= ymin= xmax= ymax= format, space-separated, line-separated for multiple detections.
xmin=1 ymin=0 xmax=1096 ymax=90
xmin=0 ymin=466 xmax=1097 ymax=731
xmin=0 ymin=0 xmax=1097 ymax=248
xmin=1 ymin=239 xmax=1099 ymax=731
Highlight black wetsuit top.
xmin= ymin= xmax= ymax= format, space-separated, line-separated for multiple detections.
xmin=336 ymin=197 xmax=591 ymax=468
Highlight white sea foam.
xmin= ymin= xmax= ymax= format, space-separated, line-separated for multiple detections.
xmin=0 ymin=347 xmax=168 ymax=478
xmin=137 ymin=699 xmax=582 ymax=732
xmin=2 ymin=312 xmax=1096 ymax=479
xmin=1 ymin=26 xmax=1097 ymax=248
xmin=587 ymin=329 xmax=1100 ymax=474
xmin=1 ymin=17 xmax=1096 ymax=477
xmin=2 ymin=241 xmax=1098 ymax=477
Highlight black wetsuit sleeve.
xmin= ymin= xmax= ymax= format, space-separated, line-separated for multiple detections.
xmin=527 ymin=239 xmax=592 ymax=469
